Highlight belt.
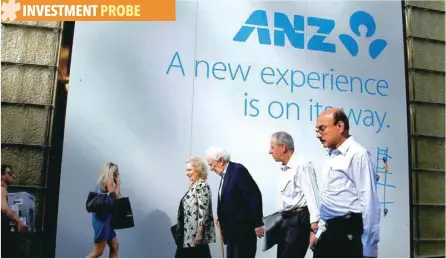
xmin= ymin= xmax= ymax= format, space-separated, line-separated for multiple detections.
xmin=281 ymin=206 xmax=307 ymax=215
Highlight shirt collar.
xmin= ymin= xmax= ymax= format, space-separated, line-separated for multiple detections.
xmin=222 ymin=162 xmax=229 ymax=178
xmin=281 ymin=152 xmax=297 ymax=172
xmin=327 ymin=136 xmax=354 ymax=156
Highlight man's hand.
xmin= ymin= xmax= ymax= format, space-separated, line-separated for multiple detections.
xmin=255 ymin=226 xmax=264 ymax=238
xmin=309 ymin=232 xmax=317 ymax=250
xmin=216 ymin=218 xmax=220 ymax=228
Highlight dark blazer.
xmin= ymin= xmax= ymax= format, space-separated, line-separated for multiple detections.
xmin=217 ymin=161 xmax=263 ymax=244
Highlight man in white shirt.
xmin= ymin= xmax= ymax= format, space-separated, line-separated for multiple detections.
xmin=268 ymin=131 xmax=320 ymax=258
xmin=311 ymin=108 xmax=380 ymax=258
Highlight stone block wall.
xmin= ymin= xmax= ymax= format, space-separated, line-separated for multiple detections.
xmin=405 ymin=0 xmax=445 ymax=257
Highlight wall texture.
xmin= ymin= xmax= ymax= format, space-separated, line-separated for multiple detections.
xmin=1 ymin=21 xmax=63 ymax=257
xmin=404 ymin=0 xmax=446 ymax=257
xmin=0 ymin=1 xmax=445 ymax=256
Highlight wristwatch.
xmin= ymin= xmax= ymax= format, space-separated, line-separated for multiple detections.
xmin=311 ymin=228 xmax=318 ymax=234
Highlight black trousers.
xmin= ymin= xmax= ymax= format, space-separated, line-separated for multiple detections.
xmin=277 ymin=207 xmax=310 ymax=258
xmin=175 ymin=244 xmax=211 ymax=258
xmin=226 ymin=231 xmax=257 ymax=258
xmin=313 ymin=213 xmax=363 ymax=258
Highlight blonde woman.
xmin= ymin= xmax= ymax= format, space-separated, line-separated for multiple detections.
xmin=87 ymin=162 xmax=121 ymax=258
xmin=174 ymin=157 xmax=216 ymax=258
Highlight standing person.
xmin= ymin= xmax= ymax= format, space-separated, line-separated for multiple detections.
xmin=174 ymin=157 xmax=216 ymax=258
xmin=205 ymin=147 xmax=264 ymax=258
xmin=312 ymin=108 xmax=380 ymax=258
xmin=1 ymin=164 xmax=27 ymax=258
xmin=87 ymin=162 xmax=121 ymax=258
xmin=268 ymin=131 xmax=320 ymax=258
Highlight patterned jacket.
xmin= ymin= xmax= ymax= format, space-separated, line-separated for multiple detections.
xmin=177 ymin=179 xmax=216 ymax=248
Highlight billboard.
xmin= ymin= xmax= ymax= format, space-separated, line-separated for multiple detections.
xmin=56 ymin=1 xmax=410 ymax=257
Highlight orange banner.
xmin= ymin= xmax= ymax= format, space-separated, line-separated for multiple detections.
xmin=1 ymin=0 xmax=175 ymax=21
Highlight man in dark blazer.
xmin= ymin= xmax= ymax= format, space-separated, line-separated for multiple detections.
xmin=205 ymin=146 xmax=264 ymax=258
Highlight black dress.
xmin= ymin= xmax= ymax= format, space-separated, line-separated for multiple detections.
xmin=174 ymin=194 xmax=211 ymax=258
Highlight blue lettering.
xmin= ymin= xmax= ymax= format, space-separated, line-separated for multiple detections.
xmin=307 ymin=17 xmax=336 ymax=53
xmin=365 ymin=78 xmax=376 ymax=95
xmin=261 ymin=67 xmax=275 ymax=84
xmin=274 ymin=12 xmax=304 ymax=48
xmin=276 ymin=68 xmax=289 ymax=85
xmin=268 ymin=101 xmax=283 ymax=119
xmin=194 ymin=60 xmax=251 ymax=81
xmin=233 ymin=10 xmax=271 ymax=45
xmin=234 ymin=10 xmax=387 ymax=59
xmin=212 ymin=62 xmax=227 ymax=80
xmin=335 ymin=75 xmax=348 ymax=92
xmin=195 ymin=60 xmax=209 ymax=78
xmin=307 ymin=72 xmax=320 ymax=89
xmin=228 ymin=64 xmax=251 ymax=81
xmin=166 ymin=51 xmax=185 ymax=76
xmin=377 ymin=80 xmax=389 ymax=96
xmin=244 ymin=93 xmax=260 ymax=117
xmin=290 ymin=70 xmax=305 ymax=92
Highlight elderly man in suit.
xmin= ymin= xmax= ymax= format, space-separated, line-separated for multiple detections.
xmin=205 ymin=146 xmax=264 ymax=258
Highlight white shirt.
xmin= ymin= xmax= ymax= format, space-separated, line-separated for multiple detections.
xmin=317 ymin=136 xmax=381 ymax=257
xmin=279 ymin=152 xmax=320 ymax=223
xmin=218 ymin=163 xmax=229 ymax=200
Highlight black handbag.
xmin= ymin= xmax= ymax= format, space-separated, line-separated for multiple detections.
xmin=111 ymin=197 xmax=135 ymax=230
xmin=86 ymin=191 xmax=117 ymax=214
xmin=170 ymin=224 xmax=182 ymax=247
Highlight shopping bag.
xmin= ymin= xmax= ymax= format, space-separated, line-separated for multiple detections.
xmin=86 ymin=191 xmax=116 ymax=214
xmin=111 ymin=197 xmax=135 ymax=230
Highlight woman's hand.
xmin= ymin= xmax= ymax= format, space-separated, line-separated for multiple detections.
xmin=194 ymin=226 xmax=204 ymax=246
xmin=114 ymin=174 xmax=120 ymax=185
xmin=194 ymin=236 xmax=203 ymax=246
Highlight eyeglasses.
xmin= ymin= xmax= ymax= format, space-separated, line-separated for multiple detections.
xmin=315 ymin=122 xmax=339 ymax=134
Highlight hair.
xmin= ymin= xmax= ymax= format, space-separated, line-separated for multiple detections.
xmin=272 ymin=131 xmax=294 ymax=151
xmin=333 ymin=109 xmax=350 ymax=132
xmin=96 ymin=162 xmax=119 ymax=187
xmin=1 ymin=164 xmax=12 ymax=176
xmin=205 ymin=146 xmax=231 ymax=163
xmin=186 ymin=157 xmax=208 ymax=180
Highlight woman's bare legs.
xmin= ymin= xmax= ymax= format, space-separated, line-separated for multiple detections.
xmin=87 ymin=241 xmax=106 ymax=258
xmin=108 ymin=238 xmax=119 ymax=258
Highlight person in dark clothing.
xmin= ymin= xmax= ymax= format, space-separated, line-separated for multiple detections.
xmin=1 ymin=164 xmax=27 ymax=258
xmin=205 ymin=147 xmax=264 ymax=258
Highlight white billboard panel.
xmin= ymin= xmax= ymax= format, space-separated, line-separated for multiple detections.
xmin=56 ymin=1 xmax=410 ymax=257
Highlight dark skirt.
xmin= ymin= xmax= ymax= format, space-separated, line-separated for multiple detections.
xmin=175 ymin=244 xmax=212 ymax=258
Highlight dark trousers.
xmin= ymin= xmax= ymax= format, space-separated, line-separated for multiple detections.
xmin=277 ymin=207 xmax=310 ymax=258
xmin=226 ymin=231 xmax=257 ymax=258
xmin=313 ymin=213 xmax=364 ymax=258
xmin=175 ymin=244 xmax=211 ymax=258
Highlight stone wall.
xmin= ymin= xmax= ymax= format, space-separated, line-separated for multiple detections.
xmin=404 ymin=0 xmax=445 ymax=257
xmin=1 ymin=21 xmax=63 ymax=257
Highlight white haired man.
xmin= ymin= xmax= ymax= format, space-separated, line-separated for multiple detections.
xmin=269 ymin=131 xmax=320 ymax=258
xmin=205 ymin=147 xmax=264 ymax=258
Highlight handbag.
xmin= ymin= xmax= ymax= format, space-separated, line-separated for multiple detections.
xmin=170 ymin=224 xmax=182 ymax=247
xmin=85 ymin=191 xmax=117 ymax=214
xmin=111 ymin=197 xmax=135 ymax=229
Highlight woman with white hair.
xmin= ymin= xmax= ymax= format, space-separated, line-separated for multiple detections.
xmin=87 ymin=162 xmax=121 ymax=258
xmin=173 ymin=157 xmax=216 ymax=258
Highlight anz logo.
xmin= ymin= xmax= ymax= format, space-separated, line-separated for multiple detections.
xmin=233 ymin=10 xmax=388 ymax=59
